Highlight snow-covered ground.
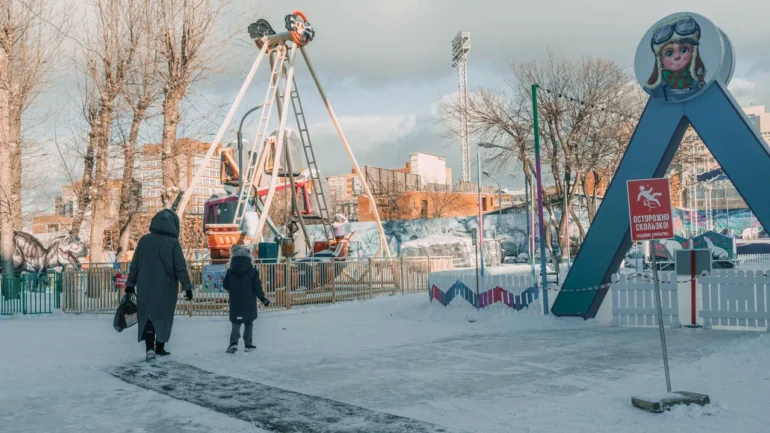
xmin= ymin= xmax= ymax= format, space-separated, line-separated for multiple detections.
xmin=2 ymin=294 xmax=769 ymax=432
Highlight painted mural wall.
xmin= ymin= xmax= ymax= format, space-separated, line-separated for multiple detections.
xmin=306 ymin=205 xmax=768 ymax=261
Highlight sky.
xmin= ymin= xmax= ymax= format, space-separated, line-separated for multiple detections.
xmin=29 ymin=0 xmax=770 ymax=205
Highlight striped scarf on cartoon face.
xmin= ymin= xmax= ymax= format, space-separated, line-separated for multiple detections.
xmin=661 ymin=69 xmax=694 ymax=89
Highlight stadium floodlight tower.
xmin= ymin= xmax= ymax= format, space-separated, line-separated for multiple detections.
xmin=452 ymin=31 xmax=471 ymax=183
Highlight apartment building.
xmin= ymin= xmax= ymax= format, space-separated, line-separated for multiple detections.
xmin=140 ymin=139 xmax=224 ymax=215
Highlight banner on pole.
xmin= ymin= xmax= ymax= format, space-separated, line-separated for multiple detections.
xmin=627 ymin=178 xmax=674 ymax=242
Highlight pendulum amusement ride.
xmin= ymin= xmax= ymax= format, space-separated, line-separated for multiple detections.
xmin=174 ymin=10 xmax=390 ymax=264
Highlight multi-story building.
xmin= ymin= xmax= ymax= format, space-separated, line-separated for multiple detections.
xmin=140 ymin=139 xmax=224 ymax=215
xmin=326 ymin=169 xmax=362 ymax=201
xmin=32 ymin=179 xmax=123 ymax=235
xmin=671 ymin=105 xmax=770 ymax=212
xmin=406 ymin=152 xmax=452 ymax=189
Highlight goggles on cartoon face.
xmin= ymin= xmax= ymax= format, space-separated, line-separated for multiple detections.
xmin=652 ymin=17 xmax=699 ymax=46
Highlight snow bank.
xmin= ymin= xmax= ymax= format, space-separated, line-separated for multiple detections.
xmin=2 ymin=294 xmax=769 ymax=433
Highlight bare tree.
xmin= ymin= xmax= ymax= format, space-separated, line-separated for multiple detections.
xmin=0 ymin=25 xmax=12 ymax=274
xmin=154 ymin=0 xmax=226 ymax=207
xmin=424 ymin=183 xmax=463 ymax=219
xmin=115 ymin=3 xmax=160 ymax=262
xmin=441 ymin=52 xmax=641 ymax=253
xmin=73 ymin=0 xmax=140 ymax=263
xmin=2 ymin=1 xmax=66 ymax=230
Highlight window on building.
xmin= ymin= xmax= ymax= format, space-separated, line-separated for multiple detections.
xmin=420 ymin=200 xmax=428 ymax=218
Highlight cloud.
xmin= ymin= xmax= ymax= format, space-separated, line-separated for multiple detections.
xmin=729 ymin=74 xmax=770 ymax=108
xmin=307 ymin=114 xmax=420 ymax=174
xmin=251 ymin=1 xmax=770 ymax=88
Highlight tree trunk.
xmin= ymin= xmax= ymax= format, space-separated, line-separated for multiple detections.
xmin=161 ymin=92 xmax=182 ymax=208
xmin=0 ymin=48 xmax=14 ymax=275
xmin=116 ymin=104 xmax=147 ymax=262
xmin=88 ymin=101 xmax=116 ymax=264
xmin=570 ymin=206 xmax=586 ymax=241
xmin=71 ymin=132 xmax=97 ymax=238
xmin=581 ymin=172 xmax=598 ymax=224
xmin=9 ymin=110 xmax=21 ymax=230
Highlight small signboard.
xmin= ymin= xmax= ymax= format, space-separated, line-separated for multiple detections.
xmin=627 ymin=178 xmax=674 ymax=242
xmin=675 ymin=249 xmax=712 ymax=276
xmin=201 ymin=264 xmax=227 ymax=293
xmin=115 ymin=273 xmax=127 ymax=289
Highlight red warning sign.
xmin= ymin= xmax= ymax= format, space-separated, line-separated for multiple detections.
xmin=626 ymin=178 xmax=674 ymax=242
xmin=115 ymin=272 xmax=128 ymax=289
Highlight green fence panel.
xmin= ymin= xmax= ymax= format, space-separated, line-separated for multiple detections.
xmin=0 ymin=273 xmax=57 ymax=315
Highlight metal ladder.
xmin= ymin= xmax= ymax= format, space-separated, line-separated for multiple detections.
xmin=278 ymin=63 xmax=334 ymax=243
xmin=232 ymin=49 xmax=286 ymax=228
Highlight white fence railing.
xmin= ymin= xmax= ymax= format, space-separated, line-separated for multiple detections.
xmin=610 ymin=272 xmax=680 ymax=328
xmin=699 ymin=270 xmax=770 ymax=331
xmin=737 ymin=254 xmax=770 ymax=265
xmin=609 ymin=269 xmax=770 ymax=332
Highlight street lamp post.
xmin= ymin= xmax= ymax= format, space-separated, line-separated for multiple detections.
xmin=482 ymin=170 xmax=502 ymax=215
xmin=237 ymin=105 xmax=264 ymax=191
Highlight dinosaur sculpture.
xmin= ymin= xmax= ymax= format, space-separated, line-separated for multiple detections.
xmin=12 ymin=231 xmax=87 ymax=272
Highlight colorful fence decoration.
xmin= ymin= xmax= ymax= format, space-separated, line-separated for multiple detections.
xmin=427 ymin=270 xmax=540 ymax=311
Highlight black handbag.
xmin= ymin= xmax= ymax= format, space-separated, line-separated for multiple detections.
xmin=113 ymin=293 xmax=138 ymax=332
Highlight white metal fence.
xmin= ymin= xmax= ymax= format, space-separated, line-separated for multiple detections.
xmin=610 ymin=272 xmax=681 ymax=328
xmin=60 ymin=256 xmax=453 ymax=316
xmin=737 ymin=254 xmax=770 ymax=265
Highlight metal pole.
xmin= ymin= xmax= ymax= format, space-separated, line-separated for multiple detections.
xmin=477 ymin=153 xmax=485 ymax=280
xmin=301 ymin=47 xmax=391 ymax=258
xmin=725 ymin=184 xmax=730 ymax=236
xmin=474 ymin=228 xmax=480 ymax=310
xmin=564 ymin=176 xmax=570 ymax=268
xmin=237 ymin=105 xmax=264 ymax=191
xmin=532 ymin=84 xmax=549 ymax=314
xmin=525 ymin=176 xmax=534 ymax=277
xmin=251 ymin=45 xmax=298 ymax=250
xmin=177 ymin=42 xmax=269 ymax=216
xmin=650 ymin=240 xmax=672 ymax=392
xmin=635 ymin=241 xmax=640 ymax=271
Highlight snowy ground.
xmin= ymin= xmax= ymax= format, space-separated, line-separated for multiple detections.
xmin=2 ymin=294 xmax=769 ymax=432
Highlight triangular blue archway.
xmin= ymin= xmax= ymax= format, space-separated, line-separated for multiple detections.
xmin=553 ymin=82 xmax=770 ymax=318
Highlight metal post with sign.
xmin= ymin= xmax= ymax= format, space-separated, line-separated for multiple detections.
xmin=627 ymin=177 xmax=710 ymax=412
xmin=627 ymin=178 xmax=675 ymax=392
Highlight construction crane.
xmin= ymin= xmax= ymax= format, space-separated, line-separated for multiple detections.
xmin=452 ymin=31 xmax=471 ymax=183
xmin=174 ymin=10 xmax=391 ymax=262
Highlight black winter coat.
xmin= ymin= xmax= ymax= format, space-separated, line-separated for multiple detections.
xmin=223 ymin=256 xmax=267 ymax=324
xmin=127 ymin=209 xmax=192 ymax=342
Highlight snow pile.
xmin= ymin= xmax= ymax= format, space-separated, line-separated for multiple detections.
xmin=397 ymin=295 xmax=586 ymax=331
xmin=400 ymin=234 xmax=500 ymax=268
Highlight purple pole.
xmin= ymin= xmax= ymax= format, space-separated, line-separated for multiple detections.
xmin=532 ymin=84 xmax=549 ymax=314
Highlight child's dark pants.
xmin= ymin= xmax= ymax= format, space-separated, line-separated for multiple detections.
xmin=231 ymin=321 xmax=253 ymax=346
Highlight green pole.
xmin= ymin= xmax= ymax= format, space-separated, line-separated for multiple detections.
xmin=532 ymin=84 xmax=549 ymax=314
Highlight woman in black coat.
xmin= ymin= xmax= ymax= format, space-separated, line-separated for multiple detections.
xmin=223 ymin=245 xmax=270 ymax=353
xmin=125 ymin=209 xmax=193 ymax=362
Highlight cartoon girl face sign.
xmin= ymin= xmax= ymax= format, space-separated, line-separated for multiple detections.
xmin=645 ymin=15 xmax=706 ymax=101
xmin=635 ymin=12 xmax=732 ymax=103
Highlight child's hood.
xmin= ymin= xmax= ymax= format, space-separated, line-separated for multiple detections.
xmin=229 ymin=256 xmax=254 ymax=275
